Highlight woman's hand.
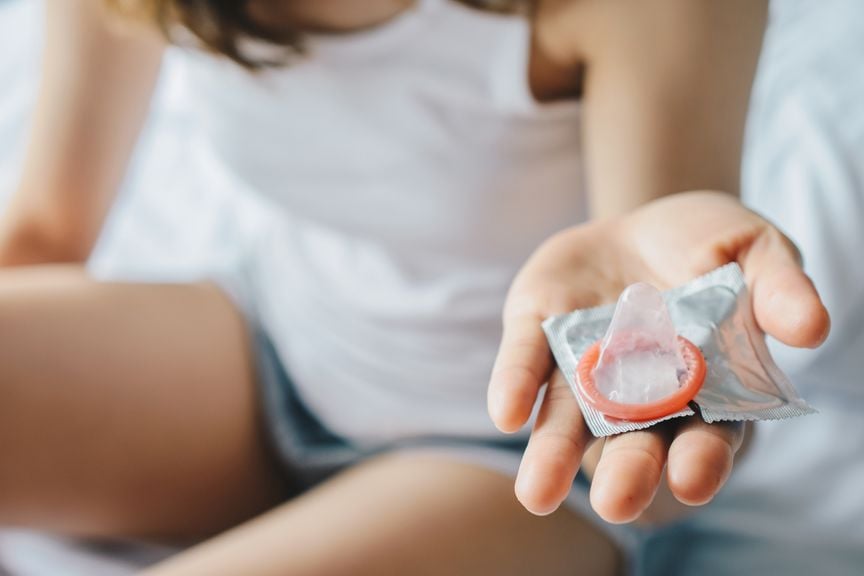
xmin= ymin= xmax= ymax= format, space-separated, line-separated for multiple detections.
xmin=487 ymin=191 xmax=830 ymax=522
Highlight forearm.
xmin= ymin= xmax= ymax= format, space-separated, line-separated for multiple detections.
xmin=518 ymin=0 xmax=770 ymax=523
xmin=1 ymin=0 xmax=164 ymax=265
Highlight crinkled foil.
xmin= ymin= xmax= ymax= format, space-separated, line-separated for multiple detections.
xmin=542 ymin=263 xmax=816 ymax=437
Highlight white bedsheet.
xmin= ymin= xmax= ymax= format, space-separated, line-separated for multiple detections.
xmin=0 ymin=0 xmax=862 ymax=574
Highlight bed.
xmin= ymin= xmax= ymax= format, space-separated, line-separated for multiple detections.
xmin=1 ymin=0 xmax=862 ymax=573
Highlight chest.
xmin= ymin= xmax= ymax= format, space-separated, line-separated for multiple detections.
xmin=180 ymin=1 xmax=585 ymax=254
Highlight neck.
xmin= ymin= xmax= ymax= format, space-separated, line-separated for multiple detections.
xmin=247 ymin=0 xmax=417 ymax=35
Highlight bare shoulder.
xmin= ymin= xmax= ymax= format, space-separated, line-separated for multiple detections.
xmin=532 ymin=0 xmax=767 ymax=68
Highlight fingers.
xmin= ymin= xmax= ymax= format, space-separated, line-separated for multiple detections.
xmin=488 ymin=310 xmax=553 ymax=433
xmin=743 ymin=228 xmax=830 ymax=348
xmin=588 ymin=419 xmax=744 ymax=523
xmin=589 ymin=428 xmax=671 ymax=524
xmin=666 ymin=419 xmax=745 ymax=506
xmin=489 ymin=277 xmax=592 ymax=434
xmin=515 ymin=371 xmax=592 ymax=516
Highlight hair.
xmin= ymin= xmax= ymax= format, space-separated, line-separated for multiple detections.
xmin=106 ymin=0 xmax=529 ymax=68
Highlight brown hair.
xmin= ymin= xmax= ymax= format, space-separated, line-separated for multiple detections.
xmin=107 ymin=0 xmax=528 ymax=68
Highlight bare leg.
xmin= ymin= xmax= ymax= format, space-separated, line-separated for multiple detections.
xmin=145 ymin=452 xmax=622 ymax=576
xmin=0 ymin=266 xmax=287 ymax=541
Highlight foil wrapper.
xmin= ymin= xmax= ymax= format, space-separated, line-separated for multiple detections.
xmin=542 ymin=263 xmax=816 ymax=437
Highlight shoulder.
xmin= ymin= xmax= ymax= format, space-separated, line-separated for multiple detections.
xmin=532 ymin=0 xmax=768 ymax=67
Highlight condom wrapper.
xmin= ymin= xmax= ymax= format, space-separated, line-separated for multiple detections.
xmin=542 ymin=263 xmax=816 ymax=437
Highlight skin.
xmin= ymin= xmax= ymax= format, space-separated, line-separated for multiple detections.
xmin=248 ymin=0 xmax=416 ymax=33
xmin=0 ymin=0 xmax=163 ymax=263
xmin=489 ymin=192 xmax=830 ymax=521
xmin=0 ymin=0 xmax=827 ymax=574
xmin=141 ymin=453 xmax=619 ymax=576
xmin=0 ymin=269 xmax=288 ymax=541
xmin=492 ymin=0 xmax=788 ymax=524
xmin=0 ymin=267 xmax=620 ymax=575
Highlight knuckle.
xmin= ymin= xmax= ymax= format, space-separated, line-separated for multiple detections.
xmin=504 ymin=286 xmax=583 ymax=325
xmin=491 ymin=363 xmax=546 ymax=390
xmin=544 ymin=379 xmax=577 ymax=403
xmin=532 ymin=428 xmax=587 ymax=455
xmin=605 ymin=435 xmax=666 ymax=473
xmin=765 ymin=224 xmax=803 ymax=266
xmin=499 ymin=330 xmax=548 ymax=357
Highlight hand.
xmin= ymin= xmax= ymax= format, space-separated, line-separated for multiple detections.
xmin=487 ymin=191 xmax=830 ymax=522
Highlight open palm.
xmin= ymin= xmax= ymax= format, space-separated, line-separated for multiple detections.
xmin=487 ymin=192 xmax=829 ymax=522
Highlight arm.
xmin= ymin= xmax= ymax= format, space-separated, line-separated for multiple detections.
xmin=534 ymin=0 xmax=767 ymax=216
xmin=546 ymin=0 xmax=766 ymax=518
xmin=488 ymin=0 xmax=830 ymax=523
xmin=0 ymin=0 xmax=164 ymax=265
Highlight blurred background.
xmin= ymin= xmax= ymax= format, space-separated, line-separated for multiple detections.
xmin=0 ymin=0 xmax=862 ymax=574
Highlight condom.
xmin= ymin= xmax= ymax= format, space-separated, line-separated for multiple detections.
xmin=543 ymin=264 xmax=815 ymax=437
xmin=576 ymin=283 xmax=706 ymax=422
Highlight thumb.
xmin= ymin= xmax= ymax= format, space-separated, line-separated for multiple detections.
xmin=742 ymin=227 xmax=830 ymax=349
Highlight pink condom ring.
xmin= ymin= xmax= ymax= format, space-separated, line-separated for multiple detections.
xmin=576 ymin=335 xmax=706 ymax=422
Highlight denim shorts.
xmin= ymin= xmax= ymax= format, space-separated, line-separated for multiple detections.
xmin=253 ymin=330 xmax=535 ymax=488
xmin=251 ymin=328 xmax=644 ymax=573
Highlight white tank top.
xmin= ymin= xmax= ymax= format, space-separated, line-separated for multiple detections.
xmin=181 ymin=0 xmax=585 ymax=445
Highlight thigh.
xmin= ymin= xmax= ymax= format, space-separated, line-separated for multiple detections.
xmin=0 ymin=266 xmax=287 ymax=541
xmin=144 ymin=452 xmax=623 ymax=576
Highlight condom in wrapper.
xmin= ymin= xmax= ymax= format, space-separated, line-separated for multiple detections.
xmin=542 ymin=263 xmax=815 ymax=437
